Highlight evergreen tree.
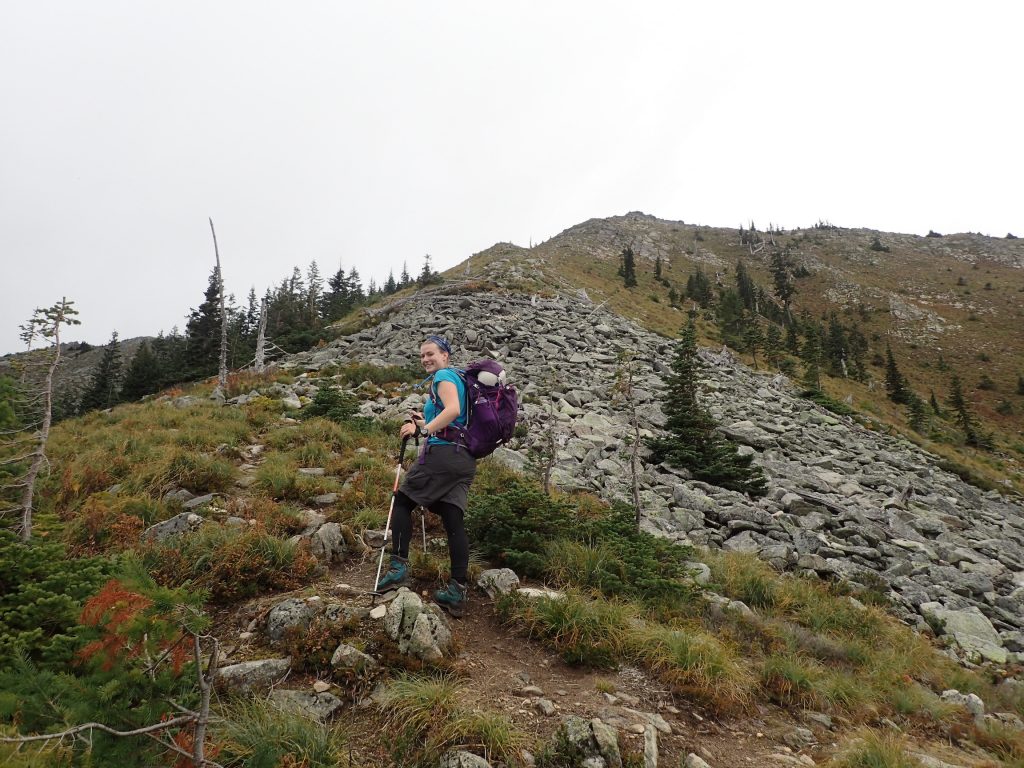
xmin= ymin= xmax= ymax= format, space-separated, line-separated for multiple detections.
xmin=306 ymin=261 xmax=323 ymax=326
xmin=735 ymin=260 xmax=757 ymax=312
xmin=764 ymin=323 xmax=783 ymax=366
xmin=418 ymin=254 xmax=437 ymax=286
xmin=716 ymin=288 xmax=746 ymax=348
xmin=647 ymin=319 xmax=767 ymax=496
xmin=0 ymin=375 xmax=20 ymax=430
xmin=784 ymin=321 xmax=801 ymax=355
xmin=347 ymin=267 xmax=364 ymax=303
xmin=907 ymin=393 xmax=929 ymax=433
xmin=846 ymin=325 xmax=869 ymax=381
xmin=400 ymin=261 xmax=412 ymax=288
xmin=384 ymin=269 xmax=398 ymax=294
xmin=79 ymin=332 xmax=123 ymax=412
xmin=685 ymin=267 xmax=713 ymax=307
xmin=667 ymin=285 xmax=679 ymax=308
xmin=800 ymin=325 xmax=822 ymax=392
xmin=323 ymin=264 xmax=351 ymax=321
xmin=744 ymin=319 xmax=764 ymax=369
xmin=948 ymin=374 xmax=978 ymax=446
xmin=184 ymin=267 xmax=224 ymax=376
xmin=243 ymin=287 xmax=260 ymax=341
xmin=654 ymin=255 xmax=662 ymax=280
xmin=1017 ymin=374 xmax=1024 ymax=396
xmin=621 ymin=247 xmax=638 ymax=288
xmin=824 ymin=314 xmax=848 ymax=376
xmin=120 ymin=340 xmax=163 ymax=401
xmin=884 ymin=343 xmax=909 ymax=404
xmin=769 ymin=247 xmax=796 ymax=320
xmin=929 ymin=389 xmax=942 ymax=415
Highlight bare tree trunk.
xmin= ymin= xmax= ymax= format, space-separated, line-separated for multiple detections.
xmin=192 ymin=635 xmax=219 ymax=766
xmin=209 ymin=218 xmax=228 ymax=391
xmin=18 ymin=330 xmax=60 ymax=542
xmin=254 ymin=298 xmax=268 ymax=374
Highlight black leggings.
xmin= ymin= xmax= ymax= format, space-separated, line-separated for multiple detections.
xmin=390 ymin=491 xmax=469 ymax=583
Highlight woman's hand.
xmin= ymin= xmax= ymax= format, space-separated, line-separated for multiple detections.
xmin=400 ymin=411 xmax=424 ymax=439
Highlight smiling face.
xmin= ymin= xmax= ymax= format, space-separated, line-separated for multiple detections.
xmin=420 ymin=341 xmax=449 ymax=373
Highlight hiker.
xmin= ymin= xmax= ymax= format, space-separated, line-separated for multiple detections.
xmin=376 ymin=334 xmax=475 ymax=615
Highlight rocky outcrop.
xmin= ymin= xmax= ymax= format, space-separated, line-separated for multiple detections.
xmin=284 ymin=288 xmax=1024 ymax=658
xmin=383 ymin=588 xmax=453 ymax=663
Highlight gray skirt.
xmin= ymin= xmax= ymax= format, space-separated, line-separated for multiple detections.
xmin=399 ymin=443 xmax=478 ymax=511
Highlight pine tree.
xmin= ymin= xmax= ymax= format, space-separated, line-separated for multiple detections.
xmin=647 ymin=319 xmax=767 ymax=496
xmin=824 ymin=314 xmax=848 ymax=376
xmin=323 ymin=265 xmax=351 ymax=321
xmin=716 ymin=288 xmax=746 ymax=348
xmin=929 ymin=389 xmax=942 ymax=415
xmin=884 ymin=343 xmax=909 ymax=404
xmin=400 ymin=261 xmax=411 ymax=288
xmin=654 ymin=255 xmax=662 ymax=280
xmin=384 ymin=269 xmax=397 ymax=294
xmin=79 ymin=332 xmax=123 ymax=412
xmin=306 ymin=261 xmax=323 ymax=326
xmin=686 ymin=267 xmax=713 ymax=307
xmin=948 ymin=374 xmax=978 ymax=446
xmin=621 ymin=247 xmax=638 ymax=288
xmin=800 ymin=326 xmax=822 ymax=392
xmin=184 ymin=267 xmax=224 ymax=377
xmin=744 ymin=319 xmax=764 ymax=369
xmin=419 ymin=254 xmax=437 ymax=286
xmin=784 ymin=321 xmax=801 ymax=355
xmin=907 ymin=393 xmax=929 ymax=432
xmin=769 ymin=247 xmax=796 ymax=320
xmin=667 ymin=285 xmax=679 ymax=308
xmin=735 ymin=260 xmax=756 ymax=312
xmin=765 ymin=323 xmax=783 ymax=366
xmin=120 ymin=341 xmax=162 ymax=401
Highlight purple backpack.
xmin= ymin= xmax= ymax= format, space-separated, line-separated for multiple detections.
xmin=431 ymin=360 xmax=520 ymax=458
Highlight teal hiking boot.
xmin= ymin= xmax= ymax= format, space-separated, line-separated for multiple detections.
xmin=434 ymin=579 xmax=468 ymax=618
xmin=376 ymin=555 xmax=408 ymax=591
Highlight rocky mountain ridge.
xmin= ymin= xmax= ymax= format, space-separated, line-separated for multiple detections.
xmin=286 ymin=255 xmax=1024 ymax=666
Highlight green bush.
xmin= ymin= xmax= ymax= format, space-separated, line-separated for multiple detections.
xmin=141 ymin=526 xmax=320 ymax=602
xmin=466 ymin=481 xmax=574 ymax=577
xmin=0 ymin=532 xmax=113 ymax=668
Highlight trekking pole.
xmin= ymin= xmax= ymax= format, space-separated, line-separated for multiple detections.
xmin=373 ymin=430 xmax=412 ymax=595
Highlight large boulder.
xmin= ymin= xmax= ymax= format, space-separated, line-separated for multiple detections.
xmin=384 ymin=588 xmax=452 ymax=663
xmin=921 ymin=603 xmax=1007 ymax=663
xmin=331 ymin=643 xmax=377 ymax=674
xmin=216 ymin=657 xmax=292 ymax=694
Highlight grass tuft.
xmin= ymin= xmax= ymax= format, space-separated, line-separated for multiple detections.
xmin=216 ymin=697 xmax=348 ymax=767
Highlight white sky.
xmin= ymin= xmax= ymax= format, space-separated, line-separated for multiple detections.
xmin=2 ymin=1 xmax=1021 ymax=355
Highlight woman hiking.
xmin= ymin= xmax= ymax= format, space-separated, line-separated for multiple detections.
xmin=376 ymin=334 xmax=476 ymax=616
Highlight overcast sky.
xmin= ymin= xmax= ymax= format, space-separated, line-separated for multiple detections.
xmin=2 ymin=2 xmax=1021 ymax=355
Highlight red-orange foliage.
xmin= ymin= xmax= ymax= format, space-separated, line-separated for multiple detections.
xmin=77 ymin=579 xmax=188 ymax=674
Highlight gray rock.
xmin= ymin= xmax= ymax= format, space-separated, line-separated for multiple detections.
xmin=684 ymin=755 xmax=712 ymax=768
xmin=782 ymin=726 xmax=816 ymax=749
xmin=141 ymin=512 xmax=203 ymax=542
xmin=269 ymin=689 xmax=343 ymax=720
xmin=266 ymin=598 xmax=318 ymax=644
xmin=941 ymin=689 xmax=985 ymax=720
xmin=920 ymin=603 xmax=1007 ymax=663
xmin=312 ymin=493 xmax=339 ymax=507
xmin=384 ymin=588 xmax=452 ymax=663
xmin=557 ymin=716 xmax=622 ymax=768
xmin=182 ymin=493 xmax=216 ymax=510
xmin=477 ymin=568 xmax=520 ymax=598
xmin=309 ymin=522 xmax=347 ymax=564
xmin=216 ymin=657 xmax=291 ymax=693
xmin=330 ymin=643 xmax=377 ymax=673
xmin=440 ymin=751 xmax=492 ymax=768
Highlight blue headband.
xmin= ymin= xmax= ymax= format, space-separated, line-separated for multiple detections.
xmin=425 ymin=335 xmax=452 ymax=355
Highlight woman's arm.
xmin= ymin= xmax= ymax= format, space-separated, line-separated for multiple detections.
xmin=423 ymin=380 xmax=461 ymax=435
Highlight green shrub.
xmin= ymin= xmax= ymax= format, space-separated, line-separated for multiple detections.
xmin=300 ymin=387 xmax=362 ymax=424
xmin=141 ymin=526 xmax=320 ymax=602
xmin=0 ymin=532 xmax=113 ymax=668
xmin=466 ymin=480 xmax=574 ymax=577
